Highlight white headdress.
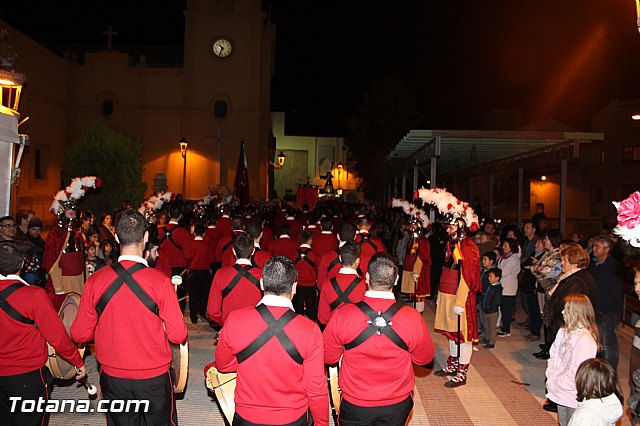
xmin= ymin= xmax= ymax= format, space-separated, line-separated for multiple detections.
xmin=416 ymin=187 xmax=479 ymax=232
xmin=50 ymin=176 xmax=101 ymax=216
xmin=391 ymin=199 xmax=429 ymax=227
xmin=138 ymin=192 xmax=173 ymax=215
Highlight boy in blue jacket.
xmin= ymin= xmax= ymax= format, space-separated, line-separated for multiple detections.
xmin=482 ymin=268 xmax=503 ymax=349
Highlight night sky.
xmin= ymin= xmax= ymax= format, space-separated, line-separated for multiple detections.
xmin=2 ymin=0 xmax=640 ymax=135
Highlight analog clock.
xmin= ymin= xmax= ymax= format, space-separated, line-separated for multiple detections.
xmin=212 ymin=38 xmax=232 ymax=58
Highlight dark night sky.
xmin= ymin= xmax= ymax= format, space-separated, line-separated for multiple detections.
xmin=2 ymin=1 xmax=640 ymax=135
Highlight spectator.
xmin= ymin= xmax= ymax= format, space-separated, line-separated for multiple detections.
xmin=497 ymin=238 xmax=520 ymax=337
xmin=588 ymin=235 xmax=624 ymax=371
xmin=568 ymin=358 xmax=623 ymax=426
xmin=21 ymin=217 xmax=46 ymax=287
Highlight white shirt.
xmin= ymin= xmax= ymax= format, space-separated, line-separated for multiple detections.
xmin=0 ymin=274 xmax=29 ymax=285
xmin=118 ymin=254 xmax=149 ymax=267
xmin=299 ymin=244 xmax=311 ymax=249
xmin=235 ymin=259 xmax=252 ymax=266
xmin=258 ymin=294 xmax=294 ymax=310
xmin=194 ymin=236 xmax=204 ymax=241
xmin=364 ymin=290 xmax=395 ymax=300
xmin=338 ymin=267 xmax=358 ymax=276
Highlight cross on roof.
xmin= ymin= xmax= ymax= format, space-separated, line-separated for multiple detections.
xmin=102 ymin=26 xmax=118 ymax=50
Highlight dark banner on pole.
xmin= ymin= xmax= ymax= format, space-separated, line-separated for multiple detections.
xmin=233 ymin=140 xmax=250 ymax=207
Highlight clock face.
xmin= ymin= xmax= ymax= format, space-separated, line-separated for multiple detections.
xmin=212 ymin=38 xmax=232 ymax=58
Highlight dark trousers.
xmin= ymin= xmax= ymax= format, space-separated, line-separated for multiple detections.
xmin=100 ymin=371 xmax=177 ymax=426
xmin=338 ymin=396 xmax=413 ymax=426
xmin=0 ymin=367 xmax=51 ymax=426
xmin=189 ymin=269 xmax=211 ymax=319
xmin=597 ymin=312 xmax=620 ymax=371
xmin=526 ymin=292 xmax=542 ymax=337
xmin=233 ymin=411 xmax=310 ymax=425
xmin=500 ymin=295 xmax=516 ymax=333
xmin=171 ymin=266 xmax=188 ymax=313
xmin=292 ymin=285 xmax=318 ymax=321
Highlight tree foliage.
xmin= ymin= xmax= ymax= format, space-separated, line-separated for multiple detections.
xmin=64 ymin=120 xmax=147 ymax=215
xmin=345 ymin=73 xmax=423 ymax=199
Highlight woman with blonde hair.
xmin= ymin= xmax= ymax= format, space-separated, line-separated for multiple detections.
xmin=546 ymin=294 xmax=599 ymax=426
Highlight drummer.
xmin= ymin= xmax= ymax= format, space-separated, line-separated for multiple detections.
xmin=214 ymin=255 xmax=329 ymax=425
xmin=0 ymin=241 xmax=86 ymax=426
xmin=71 ymin=210 xmax=187 ymax=425
xmin=323 ymin=252 xmax=435 ymax=424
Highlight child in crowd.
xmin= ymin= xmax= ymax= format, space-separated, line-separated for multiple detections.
xmin=546 ymin=294 xmax=599 ymax=426
xmin=478 ymin=251 xmax=497 ymax=339
xmin=85 ymin=243 xmax=105 ymax=276
xmin=567 ymin=358 xmax=623 ymax=426
xmin=481 ymin=267 xmax=502 ymax=349
xmin=102 ymin=240 xmax=117 ymax=267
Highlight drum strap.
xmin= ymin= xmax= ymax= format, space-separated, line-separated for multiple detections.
xmin=296 ymin=248 xmax=316 ymax=269
xmin=222 ymin=240 xmax=233 ymax=254
xmin=329 ymin=276 xmax=362 ymax=311
xmin=236 ymin=304 xmax=303 ymax=364
xmin=221 ymin=265 xmax=261 ymax=299
xmin=96 ymin=263 xmax=156 ymax=317
xmin=343 ymin=302 xmax=408 ymax=351
xmin=162 ymin=226 xmax=183 ymax=252
xmin=360 ymin=235 xmax=378 ymax=252
xmin=328 ymin=249 xmax=341 ymax=272
xmin=0 ymin=284 xmax=36 ymax=327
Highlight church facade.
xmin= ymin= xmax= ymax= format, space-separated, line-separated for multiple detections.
xmin=3 ymin=0 xmax=274 ymax=224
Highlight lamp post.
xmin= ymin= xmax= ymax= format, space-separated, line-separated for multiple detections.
xmin=270 ymin=151 xmax=286 ymax=169
xmin=179 ymin=137 xmax=188 ymax=196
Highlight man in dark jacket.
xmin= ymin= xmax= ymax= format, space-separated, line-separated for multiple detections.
xmin=589 ymin=235 xmax=624 ymax=371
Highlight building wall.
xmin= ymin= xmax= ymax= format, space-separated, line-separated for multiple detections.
xmin=3 ymin=0 xmax=274 ymax=225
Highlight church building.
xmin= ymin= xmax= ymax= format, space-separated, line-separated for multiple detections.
xmin=2 ymin=0 xmax=275 ymax=223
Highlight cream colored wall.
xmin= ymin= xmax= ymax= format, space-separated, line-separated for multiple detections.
xmin=4 ymin=0 xmax=274 ymax=214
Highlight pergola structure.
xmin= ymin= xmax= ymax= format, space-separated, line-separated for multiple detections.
xmin=385 ymin=129 xmax=605 ymax=234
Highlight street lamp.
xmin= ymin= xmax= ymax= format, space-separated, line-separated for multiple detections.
xmin=269 ymin=151 xmax=286 ymax=169
xmin=178 ymin=137 xmax=188 ymax=195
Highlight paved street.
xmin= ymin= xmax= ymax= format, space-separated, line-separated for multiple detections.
xmin=48 ymin=301 xmax=635 ymax=425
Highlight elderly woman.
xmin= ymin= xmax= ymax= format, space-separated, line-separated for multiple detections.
xmin=537 ymin=243 xmax=597 ymax=360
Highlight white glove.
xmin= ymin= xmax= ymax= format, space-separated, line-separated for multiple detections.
xmin=453 ymin=305 xmax=464 ymax=315
xmin=413 ymin=274 xmax=420 ymax=281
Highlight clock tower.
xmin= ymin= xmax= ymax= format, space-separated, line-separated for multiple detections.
xmin=182 ymin=0 xmax=274 ymax=200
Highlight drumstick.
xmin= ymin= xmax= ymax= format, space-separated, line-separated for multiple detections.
xmin=77 ymin=372 xmax=98 ymax=395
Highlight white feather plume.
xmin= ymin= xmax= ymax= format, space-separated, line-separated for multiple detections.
xmin=391 ymin=198 xmax=430 ymax=226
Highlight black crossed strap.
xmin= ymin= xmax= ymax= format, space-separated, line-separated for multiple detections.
xmin=221 ymin=264 xmax=261 ymax=299
xmin=236 ymin=304 xmax=303 ymax=364
xmin=329 ymin=276 xmax=362 ymax=311
xmin=162 ymin=227 xmax=183 ymax=251
xmin=327 ymin=248 xmax=341 ymax=271
xmin=95 ymin=263 xmax=157 ymax=317
xmin=360 ymin=235 xmax=378 ymax=252
xmin=343 ymin=302 xmax=408 ymax=351
xmin=296 ymin=248 xmax=316 ymax=269
xmin=0 ymin=283 xmax=36 ymax=328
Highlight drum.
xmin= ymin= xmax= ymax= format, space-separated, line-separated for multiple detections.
xmin=328 ymin=360 xmax=342 ymax=420
xmin=46 ymin=293 xmax=85 ymax=379
xmin=171 ymin=341 xmax=189 ymax=393
xmin=205 ymin=364 xmax=237 ymax=424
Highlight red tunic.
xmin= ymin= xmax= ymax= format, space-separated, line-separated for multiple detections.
xmin=215 ymin=235 xmax=233 ymax=264
xmin=0 ymin=278 xmax=84 ymax=376
xmin=356 ymin=231 xmax=386 ymax=275
xmin=188 ymin=238 xmax=215 ymax=271
xmin=317 ymin=270 xmax=366 ymax=325
xmin=323 ymin=295 xmax=435 ymax=407
xmin=252 ymin=248 xmax=271 ymax=269
xmin=214 ymin=302 xmax=329 ymax=425
xmin=305 ymin=224 xmax=321 ymax=239
xmin=155 ymin=254 xmax=172 ymax=278
xmin=206 ymin=262 xmax=263 ymax=325
xmin=261 ymin=226 xmax=274 ymax=251
xmin=416 ymin=237 xmax=432 ymax=298
xmin=286 ymin=218 xmax=303 ymax=241
xmin=217 ymin=216 xmax=232 ymax=237
xmin=312 ymin=232 xmax=338 ymax=259
xmin=317 ymin=248 xmax=341 ymax=291
xmin=270 ymin=236 xmax=300 ymax=262
xmin=42 ymin=225 xmax=85 ymax=293
xmin=205 ymin=226 xmax=223 ymax=254
xmin=70 ymin=259 xmax=187 ymax=379
xmin=159 ymin=223 xmax=191 ymax=268
xmin=295 ymin=246 xmax=318 ymax=287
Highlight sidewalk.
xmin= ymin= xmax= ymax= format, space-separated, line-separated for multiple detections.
xmin=48 ymin=301 xmax=635 ymax=425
